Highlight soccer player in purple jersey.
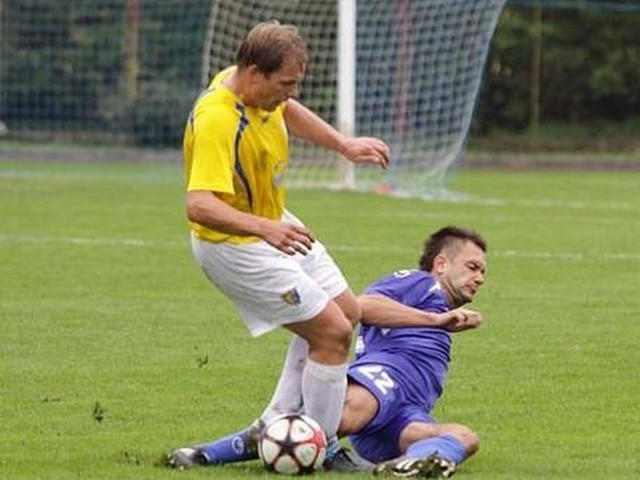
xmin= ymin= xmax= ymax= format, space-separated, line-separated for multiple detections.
xmin=341 ymin=225 xmax=487 ymax=477
xmin=166 ymin=226 xmax=486 ymax=478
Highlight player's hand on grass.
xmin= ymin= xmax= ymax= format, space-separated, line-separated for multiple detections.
xmin=340 ymin=136 xmax=390 ymax=169
xmin=438 ymin=308 xmax=482 ymax=332
xmin=260 ymin=220 xmax=315 ymax=256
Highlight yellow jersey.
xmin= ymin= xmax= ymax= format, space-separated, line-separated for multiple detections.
xmin=183 ymin=66 xmax=289 ymax=244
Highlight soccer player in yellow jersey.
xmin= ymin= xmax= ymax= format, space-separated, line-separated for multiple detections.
xmin=170 ymin=21 xmax=390 ymax=472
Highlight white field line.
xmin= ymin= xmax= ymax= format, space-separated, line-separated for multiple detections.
xmin=334 ymin=245 xmax=640 ymax=262
xmin=344 ymin=209 xmax=636 ymax=226
xmin=1 ymin=234 xmax=639 ymax=262
xmin=0 ymin=234 xmax=185 ymax=249
xmin=461 ymin=197 xmax=638 ymax=212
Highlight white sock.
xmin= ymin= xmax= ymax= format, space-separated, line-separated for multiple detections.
xmin=301 ymin=358 xmax=348 ymax=439
xmin=260 ymin=335 xmax=309 ymax=423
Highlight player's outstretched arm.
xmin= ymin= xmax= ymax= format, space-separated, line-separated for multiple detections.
xmin=284 ymin=99 xmax=390 ymax=169
xmin=358 ymin=294 xmax=482 ymax=331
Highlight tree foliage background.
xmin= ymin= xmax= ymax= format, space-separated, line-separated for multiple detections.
xmin=477 ymin=0 xmax=640 ymax=137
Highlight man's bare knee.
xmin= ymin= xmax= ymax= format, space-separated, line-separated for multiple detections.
xmin=399 ymin=422 xmax=479 ymax=456
xmin=314 ymin=318 xmax=352 ymax=357
xmin=333 ymin=289 xmax=361 ymax=327
xmin=286 ymin=302 xmax=352 ymax=364
xmin=459 ymin=426 xmax=480 ymax=455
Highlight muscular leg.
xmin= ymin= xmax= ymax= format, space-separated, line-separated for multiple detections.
xmin=338 ymin=382 xmax=379 ymax=437
xmin=371 ymin=422 xmax=478 ymax=477
xmin=284 ymin=299 xmax=352 ymax=439
xmin=284 ymin=299 xmax=379 ymax=473
xmin=260 ymin=288 xmax=360 ymax=423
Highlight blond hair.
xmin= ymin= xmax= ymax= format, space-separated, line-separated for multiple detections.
xmin=236 ymin=21 xmax=308 ymax=75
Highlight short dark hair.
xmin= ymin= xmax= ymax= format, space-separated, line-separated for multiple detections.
xmin=418 ymin=226 xmax=487 ymax=271
xmin=236 ymin=21 xmax=308 ymax=75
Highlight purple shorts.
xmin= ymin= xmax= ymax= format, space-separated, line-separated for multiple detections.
xmin=346 ymin=361 xmax=435 ymax=463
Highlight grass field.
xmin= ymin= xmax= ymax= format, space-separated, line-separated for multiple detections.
xmin=1 ymin=160 xmax=639 ymax=480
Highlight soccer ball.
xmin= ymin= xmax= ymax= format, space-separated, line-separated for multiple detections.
xmin=258 ymin=413 xmax=327 ymax=475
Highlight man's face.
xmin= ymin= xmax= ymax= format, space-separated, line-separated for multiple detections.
xmin=252 ymin=59 xmax=305 ymax=111
xmin=435 ymin=241 xmax=487 ymax=307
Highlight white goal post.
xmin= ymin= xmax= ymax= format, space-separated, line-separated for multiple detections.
xmin=202 ymin=0 xmax=506 ymax=197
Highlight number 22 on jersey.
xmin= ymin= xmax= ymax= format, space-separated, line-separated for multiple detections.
xmin=356 ymin=365 xmax=395 ymax=396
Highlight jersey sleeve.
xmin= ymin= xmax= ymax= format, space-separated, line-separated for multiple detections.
xmin=186 ymin=103 xmax=237 ymax=194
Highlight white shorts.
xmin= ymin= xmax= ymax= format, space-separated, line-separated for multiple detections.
xmin=190 ymin=213 xmax=349 ymax=337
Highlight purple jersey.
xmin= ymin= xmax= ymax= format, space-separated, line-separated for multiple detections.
xmin=350 ymin=269 xmax=452 ymax=412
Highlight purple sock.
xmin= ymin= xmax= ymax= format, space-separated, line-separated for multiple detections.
xmin=405 ymin=435 xmax=467 ymax=465
xmin=197 ymin=427 xmax=259 ymax=465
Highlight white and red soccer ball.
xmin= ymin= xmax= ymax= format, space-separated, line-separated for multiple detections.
xmin=258 ymin=413 xmax=327 ymax=475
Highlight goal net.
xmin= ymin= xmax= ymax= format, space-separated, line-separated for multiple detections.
xmin=0 ymin=0 xmax=505 ymax=196
xmin=204 ymin=0 xmax=506 ymax=197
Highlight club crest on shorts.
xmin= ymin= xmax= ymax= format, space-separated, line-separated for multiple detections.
xmin=281 ymin=288 xmax=301 ymax=306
